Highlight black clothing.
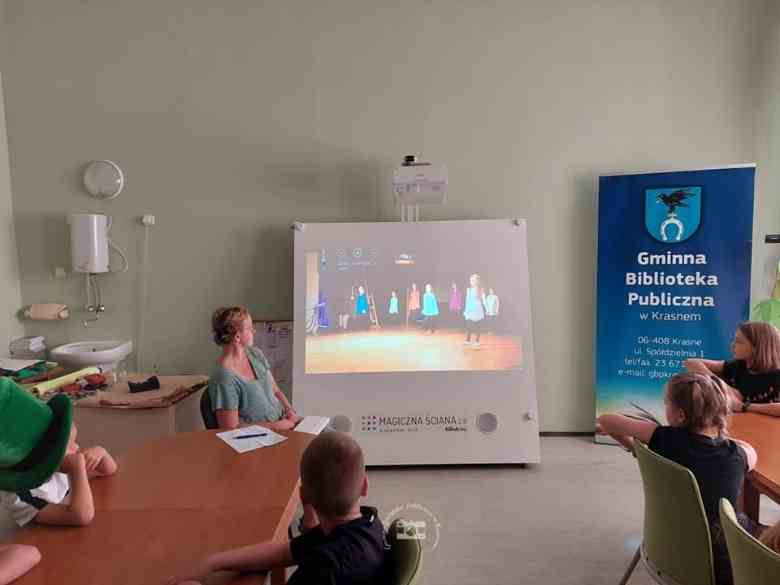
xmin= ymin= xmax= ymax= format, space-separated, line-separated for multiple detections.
xmin=721 ymin=359 xmax=780 ymax=403
xmin=288 ymin=506 xmax=389 ymax=585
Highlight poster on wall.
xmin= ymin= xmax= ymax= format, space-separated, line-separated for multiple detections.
xmin=254 ymin=321 xmax=293 ymax=398
xmin=595 ymin=165 xmax=755 ymax=439
xmin=293 ymin=220 xmax=540 ymax=465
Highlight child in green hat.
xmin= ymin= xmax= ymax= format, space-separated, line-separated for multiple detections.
xmin=0 ymin=378 xmax=117 ymax=527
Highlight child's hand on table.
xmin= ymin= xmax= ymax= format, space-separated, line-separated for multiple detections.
xmin=60 ymin=452 xmax=86 ymax=474
xmin=81 ymin=446 xmax=108 ymax=473
xmin=167 ymin=558 xmax=213 ymax=585
xmin=285 ymin=410 xmax=303 ymax=425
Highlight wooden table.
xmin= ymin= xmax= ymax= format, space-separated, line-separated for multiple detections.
xmin=729 ymin=412 xmax=780 ymax=523
xmin=72 ymin=375 xmax=208 ymax=456
xmin=6 ymin=429 xmax=314 ymax=585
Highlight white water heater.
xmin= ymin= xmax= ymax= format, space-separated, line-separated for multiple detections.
xmin=69 ymin=213 xmax=109 ymax=273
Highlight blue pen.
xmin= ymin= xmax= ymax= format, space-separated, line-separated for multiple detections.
xmin=235 ymin=433 xmax=267 ymax=439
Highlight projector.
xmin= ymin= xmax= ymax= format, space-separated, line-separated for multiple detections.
xmin=393 ymin=155 xmax=448 ymax=205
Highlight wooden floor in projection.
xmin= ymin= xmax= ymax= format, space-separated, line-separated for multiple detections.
xmin=305 ymin=326 xmax=523 ymax=373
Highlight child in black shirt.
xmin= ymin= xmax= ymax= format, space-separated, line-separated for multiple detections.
xmin=169 ymin=431 xmax=389 ymax=585
xmin=597 ymin=372 xmax=759 ymax=585
xmin=684 ymin=321 xmax=780 ymax=417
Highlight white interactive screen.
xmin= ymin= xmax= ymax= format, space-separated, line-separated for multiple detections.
xmin=302 ymin=235 xmax=523 ymax=374
xmin=293 ymin=220 xmax=540 ymax=465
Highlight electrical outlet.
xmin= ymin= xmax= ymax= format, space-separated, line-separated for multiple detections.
xmin=54 ymin=267 xmax=67 ymax=279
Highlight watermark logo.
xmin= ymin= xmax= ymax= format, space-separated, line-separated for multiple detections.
xmin=384 ymin=502 xmax=442 ymax=550
xmin=396 ymin=519 xmax=427 ymax=540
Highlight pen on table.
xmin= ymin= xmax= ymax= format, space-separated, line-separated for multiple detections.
xmin=235 ymin=433 xmax=267 ymax=439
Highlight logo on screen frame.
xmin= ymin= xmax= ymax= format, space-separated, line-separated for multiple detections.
xmin=361 ymin=414 xmax=468 ymax=433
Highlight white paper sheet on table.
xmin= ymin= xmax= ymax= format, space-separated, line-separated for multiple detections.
xmin=294 ymin=416 xmax=331 ymax=435
xmin=216 ymin=425 xmax=287 ymax=453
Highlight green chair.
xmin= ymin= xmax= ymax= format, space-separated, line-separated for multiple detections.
xmin=387 ymin=518 xmax=424 ymax=585
xmin=620 ymin=441 xmax=715 ymax=585
xmin=719 ymin=499 xmax=780 ymax=584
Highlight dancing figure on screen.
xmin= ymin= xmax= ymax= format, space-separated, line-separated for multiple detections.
xmin=355 ymin=286 xmax=370 ymax=330
xmin=421 ymin=284 xmax=439 ymax=334
xmin=485 ymin=288 xmax=500 ymax=333
xmin=388 ymin=291 xmax=400 ymax=324
xmin=406 ymin=283 xmax=421 ymax=327
xmin=316 ymin=291 xmax=330 ymax=330
xmin=463 ymin=274 xmax=486 ymax=348
xmin=449 ymin=283 xmax=463 ymax=325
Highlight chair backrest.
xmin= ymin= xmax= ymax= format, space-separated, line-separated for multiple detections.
xmin=199 ymin=388 xmax=218 ymax=430
xmin=387 ymin=518 xmax=423 ymax=585
xmin=634 ymin=440 xmax=715 ymax=585
xmin=719 ymin=499 xmax=780 ymax=585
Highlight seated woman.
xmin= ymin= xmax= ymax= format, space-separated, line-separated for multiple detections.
xmin=209 ymin=306 xmax=301 ymax=431
xmin=684 ymin=321 xmax=780 ymax=417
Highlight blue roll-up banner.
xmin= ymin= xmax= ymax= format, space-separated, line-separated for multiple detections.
xmin=595 ymin=165 xmax=755 ymax=437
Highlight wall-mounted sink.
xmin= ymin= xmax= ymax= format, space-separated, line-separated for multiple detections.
xmin=51 ymin=340 xmax=133 ymax=372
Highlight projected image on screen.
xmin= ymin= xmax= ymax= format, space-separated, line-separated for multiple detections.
xmin=303 ymin=240 xmax=523 ymax=374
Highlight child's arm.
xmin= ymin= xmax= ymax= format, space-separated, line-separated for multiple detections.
xmin=215 ymin=409 xmax=240 ymax=430
xmin=34 ymin=453 xmax=95 ymax=526
xmin=82 ymin=445 xmax=118 ymax=478
xmin=167 ymin=541 xmax=293 ymax=585
xmin=596 ymin=414 xmax=658 ymax=450
xmin=258 ymin=418 xmax=296 ymax=431
xmin=731 ymin=438 xmax=758 ymax=470
xmin=683 ymin=358 xmax=725 ymax=375
xmin=269 ymin=370 xmax=298 ymax=420
xmin=0 ymin=545 xmax=41 ymax=585
xmin=742 ymin=402 xmax=780 ymax=418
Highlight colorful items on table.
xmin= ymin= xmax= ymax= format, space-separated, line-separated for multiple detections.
xmin=28 ymin=367 xmax=102 ymax=398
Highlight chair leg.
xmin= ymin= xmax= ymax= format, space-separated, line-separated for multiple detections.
xmin=618 ymin=547 xmax=641 ymax=585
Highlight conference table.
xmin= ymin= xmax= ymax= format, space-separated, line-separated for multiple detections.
xmin=6 ymin=428 xmax=314 ymax=585
xmin=729 ymin=412 xmax=780 ymax=523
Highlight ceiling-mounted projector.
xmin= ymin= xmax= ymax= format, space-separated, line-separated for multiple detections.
xmin=393 ymin=155 xmax=448 ymax=205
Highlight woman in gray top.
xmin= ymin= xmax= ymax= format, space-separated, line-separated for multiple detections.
xmin=209 ymin=306 xmax=301 ymax=431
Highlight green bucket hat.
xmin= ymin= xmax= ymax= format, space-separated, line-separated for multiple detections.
xmin=0 ymin=377 xmax=72 ymax=492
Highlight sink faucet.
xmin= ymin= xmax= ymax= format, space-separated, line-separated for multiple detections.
xmin=82 ymin=304 xmax=106 ymax=327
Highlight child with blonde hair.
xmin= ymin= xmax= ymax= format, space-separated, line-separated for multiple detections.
xmin=597 ymin=372 xmax=759 ymax=585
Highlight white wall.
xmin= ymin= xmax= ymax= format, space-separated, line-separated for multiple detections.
xmin=0 ymin=0 xmax=770 ymax=431
xmin=0 ymin=3 xmax=23 ymax=539
xmin=0 ymin=70 xmax=24 ymax=353
xmin=752 ymin=5 xmax=780 ymax=303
